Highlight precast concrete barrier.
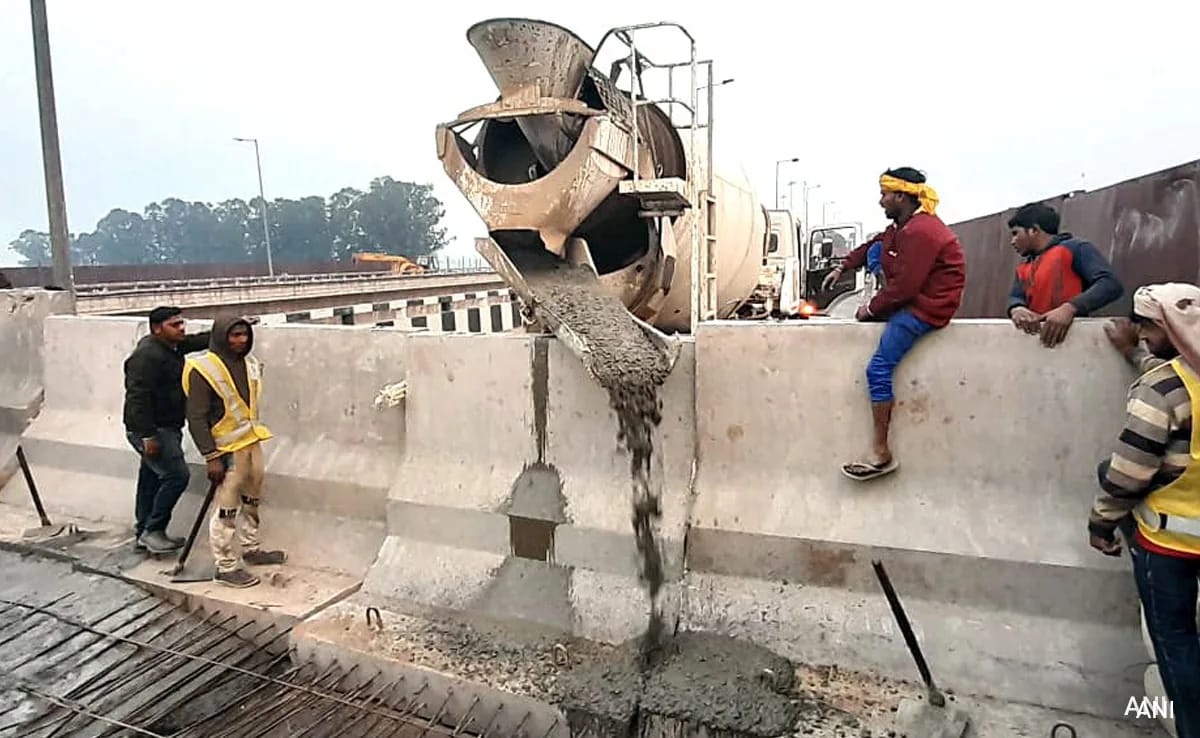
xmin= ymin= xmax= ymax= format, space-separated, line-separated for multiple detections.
xmin=363 ymin=332 xmax=696 ymax=644
xmin=0 ymin=289 xmax=73 ymax=486
xmin=2 ymin=315 xmax=406 ymax=578
xmin=682 ymin=319 xmax=1144 ymax=718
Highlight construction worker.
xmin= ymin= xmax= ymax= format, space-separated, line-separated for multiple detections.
xmin=1091 ymin=283 xmax=1200 ymax=738
xmin=182 ymin=315 xmax=283 ymax=588
xmin=1007 ymin=202 xmax=1123 ymax=347
xmin=122 ymin=306 xmax=211 ymax=553
xmin=821 ymin=167 xmax=966 ymax=481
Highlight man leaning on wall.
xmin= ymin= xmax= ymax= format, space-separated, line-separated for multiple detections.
xmin=1090 ymin=283 xmax=1200 ymax=738
xmin=1007 ymin=202 xmax=1123 ymax=347
xmin=122 ymin=306 xmax=211 ymax=554
xmin=183 ymin=314 xmax=282 ymax=588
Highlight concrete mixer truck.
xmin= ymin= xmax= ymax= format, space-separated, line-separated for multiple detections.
xmin=434 ymin=18 xmax=802 ymax=336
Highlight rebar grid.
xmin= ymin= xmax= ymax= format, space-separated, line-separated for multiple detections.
xmin=0 ymin=594 xmax=544 ymax=738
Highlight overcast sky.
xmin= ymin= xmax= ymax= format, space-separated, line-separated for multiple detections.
xmin=2 ymin=0 xmax=1198 ymax=267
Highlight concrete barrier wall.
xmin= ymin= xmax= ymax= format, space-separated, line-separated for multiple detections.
xmin=0 ymin=290 xmax=73 ymax=486
xmin=364 ymin=332 xmax=696 ymax=644
xmin=2 ymin=315 xmax=406 ymax=578
xmin=683 ymin=319 xmax=1143 ymax=718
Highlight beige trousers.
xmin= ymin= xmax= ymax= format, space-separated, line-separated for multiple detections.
xmin=209 ymin=442 xmax=265 ymax=573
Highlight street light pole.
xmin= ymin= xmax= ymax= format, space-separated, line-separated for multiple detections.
xmin=823 ymin=200 xmax=837 ymax=225
xmin=803 ymin=181 xmax=821 ymax=230
xmin=29 ymin=0 xmax=74 ymax=308
xmin=774 ymin=157 xmax=799 ymax=209
xmin=234 ymin=137 xmax=274 ymax=277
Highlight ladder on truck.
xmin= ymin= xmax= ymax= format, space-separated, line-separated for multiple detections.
xmin=594 ymin=22 xmax=718 ymax=332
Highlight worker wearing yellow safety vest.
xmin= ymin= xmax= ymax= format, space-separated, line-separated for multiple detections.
xmin=1091 ymin=283 xmax=1200 ymax=738
xmin=183 ymin=315 xmax=282 ymax=589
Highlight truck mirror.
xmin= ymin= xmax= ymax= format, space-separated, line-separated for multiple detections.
xmin=820 ymin=239 xmax=834 ymax=259
xmin=768 ymin=233 xmax=779 ymax=254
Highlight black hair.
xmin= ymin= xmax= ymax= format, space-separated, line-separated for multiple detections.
xmin=883 ymin=167 xmax=926 ymax=185
xmin=1007 ymin=203 xmax=1060 ymax=234
xmin=148 ymin=306 xmax=182 ymax=327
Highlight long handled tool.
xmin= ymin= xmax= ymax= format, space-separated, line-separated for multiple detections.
xmin=872 ymin=560 xmax=970 ymax=738
xmin=167 ymin=480 xmax=218 ymax=583
xmin=17 ymin=445 xmax=80 ymax=541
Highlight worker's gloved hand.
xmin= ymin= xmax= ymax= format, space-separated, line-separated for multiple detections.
xmin=141 ymin=437 xmax=161 ymax=459
xmin=206 ymin=458 xmax=226 ymax=485
xmin=1010 ymin=307 xmax=1042 ymax=335
xmin=821 ymin=268 xmax=842 ymax=293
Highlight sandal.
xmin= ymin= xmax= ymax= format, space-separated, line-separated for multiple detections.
xmin=841 ymin=458 xmax=899 ymax=481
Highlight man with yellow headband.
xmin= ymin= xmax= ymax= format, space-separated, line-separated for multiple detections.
xmin=1090 ymin=283 xmax=1200 ymax=737
xmin=822 ymin=167 xmax=965 ymax=481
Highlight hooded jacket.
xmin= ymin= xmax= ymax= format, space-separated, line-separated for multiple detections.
xmin=185 ymin=316 xmax=256 ymax=459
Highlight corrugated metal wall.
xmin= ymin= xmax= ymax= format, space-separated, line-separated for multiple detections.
xmin=950 ymin=159 xmax=1200 ymax=318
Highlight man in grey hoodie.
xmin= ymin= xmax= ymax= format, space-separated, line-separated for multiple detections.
xmin=183 ymin=315 xmax=283 ymax=588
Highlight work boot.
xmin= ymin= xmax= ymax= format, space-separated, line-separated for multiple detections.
xmin=164 ymin=533 xmax=186 ymax=547
xmin=214 ymin=569 xmax=260 ymax=588
xmin=138 ymin=530 xmax=182 ymax=554
xmin=243 ymin=549 xmax=287 ymax=566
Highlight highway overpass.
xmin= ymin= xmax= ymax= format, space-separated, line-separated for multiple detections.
xmin=74 ymin=269 xmax=509 ymax=326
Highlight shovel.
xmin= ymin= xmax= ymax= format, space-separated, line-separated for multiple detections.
xmin=166 ymin=480 xmax=218 ymax=583
xmin=872 ymin=560 xmax=969 ymax=738
xmin=16 ymin=445 xmax=83 ymax=543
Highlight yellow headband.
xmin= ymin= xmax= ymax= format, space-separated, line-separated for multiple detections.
xmin=880 ymin=174 xmax=939 ymax=216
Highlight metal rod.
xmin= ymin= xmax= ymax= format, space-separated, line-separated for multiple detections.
xmin=320 ymin=675 xmax=408 ymax=738
xmin=288 ymin=669 xmax=386 ymax=738
xmin=13 ymin=681 xmax=165 ymax=738
xmin=211 ymin=664 xmax=353 ymax=738
xmin=16 ymin=446 xmax=51 ymax=526
xmin=171 ymin=480 xmax=217 ymax=575
xmin=28 ymin=0 xmax=75 ymax=306
xmin=871 ymin=560 xmax=944 ymax=706
xmin=170 ymin=660 xmax=305 ymax=737
xmin=91 ymin=618 xmax=279 ymax=738
xmin=7 ymin=593 xmax=156 ymax=673
xmin=0 ymin=593 xmax=74 ymax=646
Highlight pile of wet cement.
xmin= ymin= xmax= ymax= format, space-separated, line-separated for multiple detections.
xmin=508 ymin=247 xmax=672 ymax=654
xmin=554 ymin=632 xmax=800 ymax=738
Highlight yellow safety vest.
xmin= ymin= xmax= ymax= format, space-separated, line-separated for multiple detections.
xmin=181 ymin=350 xmax=272 ymax=456
xmin=1133 ymin=357 xmax=1200 ymax=556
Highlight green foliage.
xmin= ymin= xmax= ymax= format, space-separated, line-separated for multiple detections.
xmin=8 ymin=177 xmax=448 ymax=266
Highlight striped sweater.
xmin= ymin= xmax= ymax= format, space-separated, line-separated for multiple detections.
xmin=1090 ymin=347 xmax=1196 ymax=557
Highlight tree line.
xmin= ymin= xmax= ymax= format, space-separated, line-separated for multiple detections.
xmin=9 ymin=176 xmax=448 ymax=267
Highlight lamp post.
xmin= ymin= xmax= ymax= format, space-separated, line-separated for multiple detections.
xmin=823 ymin=200 xmax=837 ymax=225
xmin=802 ymin=181 xmax=821 ymax=231
xmin=29 ymin=0 xmax=74 ymax=307
xmin=774 ymin=157 xmax=799 ymax=209
xmin=233 ymin=137 xmax=274 ymax=277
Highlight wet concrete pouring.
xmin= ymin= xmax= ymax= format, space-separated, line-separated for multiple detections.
xmin=508 ymin=247 xmax=823 ymax=738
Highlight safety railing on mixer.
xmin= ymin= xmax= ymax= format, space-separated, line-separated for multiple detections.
xmin=591 ymin=21 xmax=718 ymax=332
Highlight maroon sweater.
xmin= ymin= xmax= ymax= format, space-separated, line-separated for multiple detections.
xmin=843 ymin=212 xmax=966 ymax=328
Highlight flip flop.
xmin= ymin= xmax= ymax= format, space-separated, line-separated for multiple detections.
xmin=841 ymin=458 xmax=899 ymax=481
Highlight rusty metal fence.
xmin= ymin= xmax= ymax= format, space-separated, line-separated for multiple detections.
xmin=949 ymin=159 xmax=1200 ymax=318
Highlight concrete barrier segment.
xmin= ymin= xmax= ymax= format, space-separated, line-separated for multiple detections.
xmin=1 ymin=316 xmax=406 ymax=579
xmin=684 ymin=319 xmax=1146 ymax=718
xmin=0 ymin=289 xmax=73 ymax=486
xmin=367 ymin=332 xmax=696 ymax=643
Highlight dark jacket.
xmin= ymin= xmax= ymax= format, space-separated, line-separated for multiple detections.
xmin=1007 ymin=233 xmax=1123 ymax=316
xmin=185 ymin=316 xmax=255 ymax=459
xmin=123 ymin=330 xmax=212 ymax=439
xmin=842 ymin=212 xmax=966 ymax=328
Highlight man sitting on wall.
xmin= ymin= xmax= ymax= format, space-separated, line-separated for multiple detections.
xmin=1007 ymin=202 xmax=1124 ymax=347
xmin=1089 ymin=283 xmax=1200 ymax=738
xmin=821 ymin=167 xmax=966 ymax=481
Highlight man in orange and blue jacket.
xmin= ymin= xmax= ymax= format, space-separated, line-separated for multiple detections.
xmin=1006 ymin=202 xmax=1123 ymax=347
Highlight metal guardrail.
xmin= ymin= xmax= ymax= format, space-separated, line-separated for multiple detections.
xmin=75 ymin=264 xmax=498 ymax=297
